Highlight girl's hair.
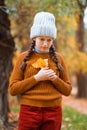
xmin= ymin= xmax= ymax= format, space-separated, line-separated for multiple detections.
xmin=49 ymin=44 xmax=63 ymax=72
xmin=20 ymin=41 xmax=35 ymax=71
xmin=20 ymin=40 xmax=63 ymax=72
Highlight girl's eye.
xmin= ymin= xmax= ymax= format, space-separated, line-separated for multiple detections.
xmin=39 ymin=37 xmax=53 ymax=42
xmin=40 ymin=38 xmax=45 ymax=41
xmin=47 ymin=39 xmax=52 ymax=42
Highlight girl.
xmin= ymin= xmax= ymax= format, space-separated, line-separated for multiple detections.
xmin=9 ymin=12 xmax=72 ymax=130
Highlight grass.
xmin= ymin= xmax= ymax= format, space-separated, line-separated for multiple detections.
xmin=11 ymin=105 xmax=20 ymax=113
xmin=11 ymin=105 xmax=87 ymax=130
xmin=62 ymin=105 xmax=87 ymax=130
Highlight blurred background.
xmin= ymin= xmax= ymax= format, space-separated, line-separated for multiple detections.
xmin=0 ymin=0 xmax=87 ymax=129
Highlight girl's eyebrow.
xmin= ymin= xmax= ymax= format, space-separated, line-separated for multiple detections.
xmin=39 ymin=37 xmax=52 ymax=39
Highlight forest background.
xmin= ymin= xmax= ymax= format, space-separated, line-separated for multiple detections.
xmin=0 ymin=0 xmax=87 ymax=129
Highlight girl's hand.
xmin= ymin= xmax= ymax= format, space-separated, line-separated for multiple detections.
xmin=34 ymin=68 xmax=57 ymax=81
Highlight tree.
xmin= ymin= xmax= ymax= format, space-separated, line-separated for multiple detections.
xmin=0 ymin=0 xmax=15 ymax=126
xmin=76 ymin=0 xmax=87 ymax=98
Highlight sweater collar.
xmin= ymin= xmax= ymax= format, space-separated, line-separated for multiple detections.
xmin=34 ymin=46 xmax=49 ymax=54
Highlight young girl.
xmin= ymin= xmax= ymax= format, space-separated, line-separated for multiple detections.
xmin=9 ymin=12 xmax=72 ymax=130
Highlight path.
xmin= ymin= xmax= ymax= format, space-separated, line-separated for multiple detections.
xmin=62 ymin=87 xmax=87 ymax=115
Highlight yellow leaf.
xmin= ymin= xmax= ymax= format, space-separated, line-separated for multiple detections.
xmin=32 ymin=58 xmax=48 ymax=68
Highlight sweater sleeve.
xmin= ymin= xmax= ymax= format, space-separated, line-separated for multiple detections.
xmin=52 ymin=53 xmax=72 ymax=96
xmin=8 ymin=53 xmax=38 ymax=96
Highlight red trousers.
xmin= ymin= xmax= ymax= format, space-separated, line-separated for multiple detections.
xmin=18 ymin=105 xmax=62 ymax=130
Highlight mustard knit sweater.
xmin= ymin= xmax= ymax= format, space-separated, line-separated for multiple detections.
xmin=9 ymin=51 xmax=72 ymax=107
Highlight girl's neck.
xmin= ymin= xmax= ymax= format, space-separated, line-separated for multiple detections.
xmin=34 ymin=46 xmax=49 ymax=54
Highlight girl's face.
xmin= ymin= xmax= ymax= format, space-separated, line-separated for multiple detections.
xmin=34 ymin=36 xmax=53 ymax=53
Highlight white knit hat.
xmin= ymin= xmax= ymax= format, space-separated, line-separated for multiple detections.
xmin=30 ymin=12 xmax=57 ymax=39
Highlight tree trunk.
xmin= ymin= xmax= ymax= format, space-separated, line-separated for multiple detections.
xmin=76 ymin=12 xmax=87 ymax=98
xmin=0 ymin=1 xmax=15 ymax=125
xmin=77 ymin=72 xmax=87 ymax=98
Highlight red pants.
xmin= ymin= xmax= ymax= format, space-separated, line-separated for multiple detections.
xmin=18 ymin=105 xmax=62 ymax=130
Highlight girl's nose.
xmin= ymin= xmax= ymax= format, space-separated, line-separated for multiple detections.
xmin=43 ymin=41 xmax=48 ymax=46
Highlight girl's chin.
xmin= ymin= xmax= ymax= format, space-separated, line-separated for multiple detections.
xmin=41 ymin=48 xmax=49 ymax=53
